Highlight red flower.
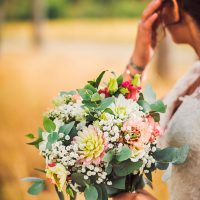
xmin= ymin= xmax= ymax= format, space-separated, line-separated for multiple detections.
xmin=98 ymin=87 xmax=109 ymax=98
xmin=120 ymin=81 xmax=141 ymax=101
xmin=48 ymin=162 xmax=56 ymax=167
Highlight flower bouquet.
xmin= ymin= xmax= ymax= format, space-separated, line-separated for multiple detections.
xmin=23 ymin=71 xmax=189 ymax=200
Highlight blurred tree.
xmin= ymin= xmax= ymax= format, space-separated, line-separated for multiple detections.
xmin=0 ymin=0 xmax=7 ymax=52
xmin=31 ymin=0 xmax=45 ymax=45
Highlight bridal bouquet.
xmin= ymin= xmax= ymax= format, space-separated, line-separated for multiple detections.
xmin=23 ymin=71 xmax=189 ymax=200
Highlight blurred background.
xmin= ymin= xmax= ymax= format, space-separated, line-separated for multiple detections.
xmin=0 ymin=0 xmax=197 ymax=199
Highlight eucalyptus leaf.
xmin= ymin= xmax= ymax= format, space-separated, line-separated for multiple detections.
xmin=59 ymin=121 xmax=75 ymax=135
xmin=114 ymin=160 xmax=143 ymax=177
xmin=97 ymin=97 xmax=114 ymax=111
xmin=111 ymin=177 xmax=126 ymax=190
xmin=27 ymin=181 xmax=45 ymax=195
xmin=84 ymin=185 xmax=98 ymax=200
xmin=116 ymin=146 xmax=132 ymax=162
xmin=71 ymin=173 xmax=89 ymax=187
xmin=150 ymin=100 xmax=167 ymax=113
xmin=103 ymin=150 xmax=115 ymax=163
xmin=138 ymin=100 xmax=151 ymax=113
xmin=144 ymin=84 xmax=156 ymax=104
xmin=77 ymin=89 xmax=93 ymax=101
xmin=91 ymin=93 xmax=102 ymax=102
xmin=84 ymin=84 xmax=97 ymax=93
xmin=153 ymin=145 xmax=189 ymax=165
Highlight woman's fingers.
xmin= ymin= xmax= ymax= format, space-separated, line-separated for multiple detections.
xmin=143 ymin=13 xmax=158 ymax=30
xmin=142 ymin=0 xmax=162 ymax=21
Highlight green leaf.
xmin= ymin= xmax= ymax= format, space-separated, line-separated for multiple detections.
xmin=71 ymin=173 xmax=89 ymax=187
xmin=95 ymin=71 xmax=107 ymax=88
xmin=43 ymin=116 xmax=56 ymax=133
xmin=22 ymin=177 xmax=44 ymax=182
xmin=104 ymin=108 xmax=115 ymax=115
xmin=26 ymin=138 xmax=43 ymax=148
xmin=91 ymin=93 xmax=102 ymax=102
xmin=97 ymin=97 xmax=114 ymax=111
xmin=116 ymin=146 xmax=132 ymax=162
xmin=162 ymin=163 xmax=173 ymax=182
xmin=95 ymin=184 xmax=108 ymax=200
xmin=26 ymin=133 xmax=35 ymax=139
xmin=77 ymin=89 xmax=93 ymax=101
xmin=103 ymin=150 xmax=115 ymax=163
xmin=27 ymin=181 xmax=45 ymax=195
xmin=156 ymin=162 xmax=169 ymax=170
xmin=105 ymin=164 xmax=112 ymax=175
xmin=106 ymin=185 xmax=122 ymax=197
xmin=84 ymin=84 xmax=97 ymax=93
xmin=59 ymin=121 xmax=75 ymax=135
xmin=60 ymin=90 xmax=77 ymax=96
xmin=55 ymin=186 xmax=65 ymax=200
xmin=84 ymin=185 xmax=98 ymax=200
xmin=38 ymin=128 xmax=43 ymax=138
xmin=46 ymin=132 xmax=59 ymax=149
xmin=112 ymin=177 xmax=126 ymax=190
xmin=117 ymin=75 xmax=123 ymax=86
xmin=66 ymin=187 xmax=74 ymax=198
xmin=144 ymin=85 xmax=156 ymax=104
xmin=150 ymin=112 xmax=160 ymax=122
xmin=114 ymin=160 xmax=143 ymax=177
xmin=150 ymin=100 xmax=167 ymax=113
xmin=138 ymin=100 xmax=151 ymax=113
xmin=153 ymin=145 xmax=189 ymax=165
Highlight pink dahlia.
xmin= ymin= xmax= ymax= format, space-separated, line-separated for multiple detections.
xmin=74 ymin=125 xmax=108 ymax=165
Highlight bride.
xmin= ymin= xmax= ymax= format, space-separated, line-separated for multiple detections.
xmin=114 ymin=0 xmax=200 ymax=199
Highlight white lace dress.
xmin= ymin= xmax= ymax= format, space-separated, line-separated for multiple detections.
xmin=160 ymin=61 xmax=200 ymax=200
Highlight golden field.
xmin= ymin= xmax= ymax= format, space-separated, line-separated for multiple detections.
xmin=0 ymin=19 xmax=196 ymax=200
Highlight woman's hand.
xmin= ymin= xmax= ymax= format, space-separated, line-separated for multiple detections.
xmin=112 ymin=190 xmax=157 ymax=200
xmin=132 ymin=0 xmax=162 ymax=67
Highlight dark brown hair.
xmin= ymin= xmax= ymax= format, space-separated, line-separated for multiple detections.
xmin=180 ymin=0 xmax=200 ymax=26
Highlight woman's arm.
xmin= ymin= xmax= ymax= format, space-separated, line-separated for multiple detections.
xmin=123 ymin=0 xmax=162 ymax=81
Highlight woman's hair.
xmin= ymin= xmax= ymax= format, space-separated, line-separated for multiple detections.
xmin=180 ymin=0 xmax=200 ymax=26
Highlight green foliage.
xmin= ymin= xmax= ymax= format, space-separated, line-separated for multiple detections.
xmin=111 ymin=177 xmax=126 ymax=190
xmin=150 ymin=100 xmax=167 ymax=113
xmin=114 ymin=160 xmax=143 ymax=177
xmin=95 ymin=184 xmax=108 ymax=200
xmin=116 ymin=146 xmax=132 ymax=162
xmin=59 ymin=121 xmax=75 ymax=135
xmin=43 ymin=116 xmax=56 ymax=133
xmin=46 ymin=132 xmax=59 ymax=149
xmin=153 ymin=145 xmax=189 ymax=165
xmin=84 ymin=185 xmax=98 ymax=200
xmin=7 ymin=0 xmax=148 ymax=20
xmin=22 ymin=177 xmax=45 ymax=195
xmin=144 ymin=84 xmax=156 ymax=104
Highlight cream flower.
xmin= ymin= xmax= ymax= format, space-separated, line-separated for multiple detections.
xmin=109 ymin=94 xmax=143 ymax=119
xmin=74 ymin=125 xmax=107 ymax=165
xmin=46 ymin=163 xmax=70 ymax=192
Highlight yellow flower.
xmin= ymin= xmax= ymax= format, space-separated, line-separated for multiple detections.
xmin=46 ymin=163 xmax=70 ymax=192
xmin=74 ymin=125 xmax=107 ymax=165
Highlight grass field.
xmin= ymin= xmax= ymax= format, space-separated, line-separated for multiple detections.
xmin=0 ymin=19 xmax=196 ymax=200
